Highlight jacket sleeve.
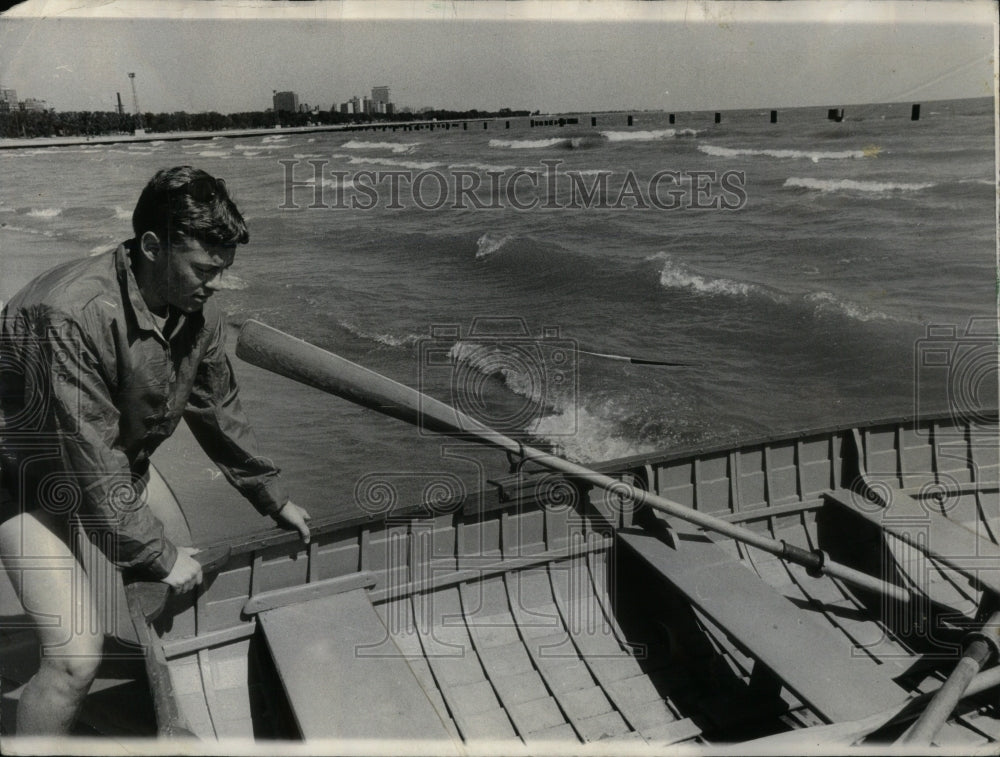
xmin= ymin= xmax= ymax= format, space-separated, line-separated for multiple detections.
xmin=183 ymin=315 xmax=289 ymax=517
xmin=37 ymin=310 xmax=179 ymax=578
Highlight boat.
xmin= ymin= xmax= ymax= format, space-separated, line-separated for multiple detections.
xmin=3 ymin=320 xmax=999 ymax=750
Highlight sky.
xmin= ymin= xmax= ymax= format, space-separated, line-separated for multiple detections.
xmin=0 ymin=1 xmax=996 ymax=115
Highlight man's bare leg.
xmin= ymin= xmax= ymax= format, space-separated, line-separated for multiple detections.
xmin=0 ymin=510 xmax=103 ymax=735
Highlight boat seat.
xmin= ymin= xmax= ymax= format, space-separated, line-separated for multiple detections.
xmin=824 ymin=486 xmax=1000 ymax=596
xmin=617 ymin=525 xmax=908 ymax=724
xmin=257 ymin=588 xmax=458 ymax=745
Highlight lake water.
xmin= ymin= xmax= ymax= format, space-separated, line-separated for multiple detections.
xmin=1 ymin=98 xmax=995 ymax=543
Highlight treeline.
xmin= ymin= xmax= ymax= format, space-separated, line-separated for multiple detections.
xmin=0 ymin=107 xmax=534 ymax=138
xmin=0 ymin=110 xmax=136 ymax=138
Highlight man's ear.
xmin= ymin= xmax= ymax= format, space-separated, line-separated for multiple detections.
xmin=139 ymin=231 xmax=163 ymax=262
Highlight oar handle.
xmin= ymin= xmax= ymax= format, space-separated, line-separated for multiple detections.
xmin=743 ymin=664 xmax=1000 ymax=748
xmin=126 ymin=545 xmax=233 ymax=623
xmin=534 ymin=451 xmax=910 ymax=603
xmin=899 ymin=609 xmax=1000 ymax=745
xmin=235 ymin=320 xmax=910 ymax=604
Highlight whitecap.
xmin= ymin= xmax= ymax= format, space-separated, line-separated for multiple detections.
xmin=600 ymin=129 xmax=680 ymax=142
xmin=658 ymin=255 xmax=760 ymax=298
xmin=533 ymin=406 xmax=659 ymax=463
xmin=27 ymin=207 xmax=62 ymax=218
xmin=446 ymin=161 xmax=518 ymax=172
xmin=784 ymin=177 xmax=934 ymax=193
xmin=700 ymin=144 xmax=869 ymax=162
xmin=449 ymin=341 xmax=547 ymax=405
xmin=489 ymin=138 xmax=566 ymax=149
xmin=339 ymin=320 xmax=422 ymax=348
xmin=475 ymin=231 xmax=514 ymax=260
xmin=341 ymin=140 xmax=420 ymax=154
xmin=345 ymin=156 xmax=442 ymax=170
xmin=805 ymin=291 xmax=894 ymax=322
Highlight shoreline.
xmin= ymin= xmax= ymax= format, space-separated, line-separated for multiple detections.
xmin=2 ymin=97 xmax=984 ymax=150
xmin=0 ymin=122 xmax=413 ymax=150
xmin=0 ymin=113 xmax=602 ymax=150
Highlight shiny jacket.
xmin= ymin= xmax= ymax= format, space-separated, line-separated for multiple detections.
xmin=0 ymin=244 xmax=287 ymax=578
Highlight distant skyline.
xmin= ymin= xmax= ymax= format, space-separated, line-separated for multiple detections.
xmin=0 ymin=1 xmax=995 ymax=115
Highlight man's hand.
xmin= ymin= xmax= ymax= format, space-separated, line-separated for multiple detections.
xmin=162 ymin=546 xmax=203 ymax=594
xmin=274 ymin=500 xmax=311 ymax=544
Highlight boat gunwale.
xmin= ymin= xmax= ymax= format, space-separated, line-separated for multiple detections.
xmin=183 ymin=407 xmax=999 ymax=560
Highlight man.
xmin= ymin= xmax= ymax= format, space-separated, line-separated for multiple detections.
xmin=0 ymin=166 xmax=310 ymax=734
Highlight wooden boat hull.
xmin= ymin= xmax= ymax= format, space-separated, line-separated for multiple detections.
xmin=118 ymin=409 xmax=999 ymax=748
xmin=3 ymin=411 xmax=996 ymax=746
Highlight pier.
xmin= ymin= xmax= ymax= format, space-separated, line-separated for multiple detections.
xmin=0 ymin=102 xmax=932 ymax=150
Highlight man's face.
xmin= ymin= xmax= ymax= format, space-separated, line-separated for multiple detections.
xmin=161 ymin=235 xmax=237 ymax=314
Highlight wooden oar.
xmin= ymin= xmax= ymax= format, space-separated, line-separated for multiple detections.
xmin=122 ymin=546 xmax=229 ymax=738
xmin=896 ymin=610 xmax=1000 ymax=746
xmin=741 ymin=664 xmax=1000 ymax=748
xmin=235 ymin=319 xmax=911 ymax=604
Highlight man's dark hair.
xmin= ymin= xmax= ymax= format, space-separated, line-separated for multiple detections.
xmin=132 ymin=166 xmax=249 ymax=246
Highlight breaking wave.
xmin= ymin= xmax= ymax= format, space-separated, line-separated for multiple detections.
xmin=341 ymin=140 xmax=420 ymax=154
xmin=304 ymin=174 xmax=356 ymax=191
xmin=489 ymin=135 xmax=610 ymax=150
xmin=0 ymin=222 xmax=56 ymax=237
xmin=448 ymin=339 xmax=660 ymax=462
xmin=784 ymin=177 xmax=935 ymax=193
xmin=344 ymin=155 xmax=442 ymax=170
xmin=489 ymin=138 xmax=568 ymax=149
xmin=653 ymin=254 xmax=896 ymax=323
xmin=449 ymin=340 xmax=547 ymax=405
xmin=475 ymin=231 xmax=515 ymax=260
xmin=699 ymin=144 xmax=871 ymax=162
xmin=601 ymin=128 xmax=694 ymax=142
xmin=27 ymin=207 xmax=62 ymax=218
xmin=338 ymin=320 xmax=423 ymax=348
xmin=448 ymin=161 xmax=518 ymax=172
xmin=656 ymin=254 xmax=769 ymax=299
xmin=805 ymin=291 xmax=894 ymax=322
xmin=533 ymin=406 xmax=660 ymax=463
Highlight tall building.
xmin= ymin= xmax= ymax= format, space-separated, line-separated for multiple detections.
xmin=371 ymin=86 xmax=390 ymax=107
xmin=272 ymin=90 xmax=299 ymax=113
xmin=0 ymin=88 xmax=17 ymax=113
xmin=21 ymin=98 xmax=47 ymax=112
xmin=341 ymin=96 xmax=361 ymax=115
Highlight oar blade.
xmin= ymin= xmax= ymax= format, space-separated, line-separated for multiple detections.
xmin=236 ymin=319 xmax=508 ymax=447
